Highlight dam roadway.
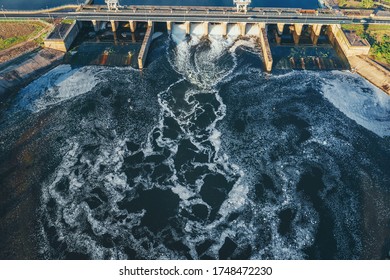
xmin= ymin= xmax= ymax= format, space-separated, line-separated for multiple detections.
xmin=1 ymin=5 xmax=390 ymax=25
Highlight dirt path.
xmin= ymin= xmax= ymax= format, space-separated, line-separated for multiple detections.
xmin=0 ymin=21 xmax=53 ymax=64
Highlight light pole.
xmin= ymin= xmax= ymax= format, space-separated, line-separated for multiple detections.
xmin=2 ymin=5 xmax=6 ymax=18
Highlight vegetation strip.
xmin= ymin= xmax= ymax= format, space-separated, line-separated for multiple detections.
xmin=341 ymin=24 xmax=390 ymax=65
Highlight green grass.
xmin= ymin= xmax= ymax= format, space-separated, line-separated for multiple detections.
xmin=0 ymin=21 xmax=45 ymax=51
xmin=342 ymin=24 xmax=390 ymax=64
xmin=338 ymin=0 xmax=390 ymax=8
xmin=34 ymin=29 xmax=50 ymax=46
xmin=61 ymin=19 xmax=75 ymax=25
xmin=0 ymin=36 xmax=28 ymax=51
xmin=341 ymin=24 xmax=390 ymax=43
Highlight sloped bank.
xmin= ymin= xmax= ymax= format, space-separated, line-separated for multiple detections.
xmin=0 ymin=48 xmax=64 ymax=106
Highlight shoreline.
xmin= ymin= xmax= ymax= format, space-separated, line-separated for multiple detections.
xmin=0 ymin=48 xmax=64 ymax=108
xmin=349 ymin=55 xmax=390 ymax=95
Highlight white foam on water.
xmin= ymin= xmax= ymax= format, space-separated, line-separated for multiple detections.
xmin=191 ymin=23 xmax=206 ymax=37
xmin=172 ymin=37 xmax=232 ymax=88
xmin=216 ymin=67 xmax=381 ymax=258
xmin=37 ymin=32 xmax=342 ymax=260
xmin=171 ymin=23 xmax=187 ymax=42
xmin=209 ymin=129 xmax=222 ymax=155
xmin=17 ymin=65 xmax=102 ymax=113
xmin=320 ymin=71 xmax=390 ymax=137
xmin=227 ymin=23 xmax=241 ymax=37
xmin=219 ymin=181 xmax=248 ymax=217
xmin=153 ymin=32 xmax=259 ymax=258
xmin=228 ymin=38 xmax=258 ymax=54
xmin=210 ymin=72 xmax=334 ymax=259
xmin=171 ymin=184 xmax=195 ymax=200
xmin=246 ymin=24 xmax=261 ymax=36
xmin=40 ymin=135 xmax=141 ymax=259
xmin=209 ymin=24 xmax=225 ymax=37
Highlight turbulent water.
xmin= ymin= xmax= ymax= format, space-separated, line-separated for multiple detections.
xmin=1 ymin=28 xmax=390 ymax=260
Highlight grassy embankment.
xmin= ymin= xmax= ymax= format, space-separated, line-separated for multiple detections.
xmin=0 ymin=20 xmax=48 ymax=51
xmin=61 ymin=19 xmax=75 ymax=25
xmin=338 ymin=0 xmax=390 ymax=8
xmin=341 ymin=24 xmax=390 ymax=65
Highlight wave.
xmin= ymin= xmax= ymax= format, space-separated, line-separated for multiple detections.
xmin=320 ymin=71 xmax=390 ymax=137
xmin=35 ymin=32 xmax=390 ymax=260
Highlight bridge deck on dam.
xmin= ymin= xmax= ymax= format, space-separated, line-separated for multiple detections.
xmin=3 ymin=3 xmax=390 ymax=26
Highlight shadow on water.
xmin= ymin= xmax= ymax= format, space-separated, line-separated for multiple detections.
xmin=267 ymin=24 xmax=350 ymax=71
xmin=64 ymin=21 xmax=151 ymax=68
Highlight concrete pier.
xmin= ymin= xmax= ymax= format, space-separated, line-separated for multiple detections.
xmin=259 ymin=27 xmax=273 ymax=72
xmin=277 ymin=23 xmax=284 ymax=35
xmin=311 ymin=24 xmax=322 ymax=45
xmin=294 ymin=24 xmax=303 ymax=35
xmin=129 ymin=20 xmax=136 ymax=33
xmin=221 ymin=22 xmax=228 ymax=36
xmin=110 ymin=20 xmax=118 ymax=32
xmin=167 ymin=21 xmax=172 ymax=34
xmin=91 ymin=20 xmax=100 ymax=32
xmin=203 ymin=22 xmax=209 ymax=36
xmin=138 ymin=21 xmax=154 ymax=70
xmin=293 ymin=24 xmax=303 ymax=44
xmin=240 ymin=22 xmax=247 ymax=36
xmin=185 ymin=21 xmax=191 ymax=35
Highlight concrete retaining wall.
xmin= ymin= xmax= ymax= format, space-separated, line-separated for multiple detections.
xmin=328 ymin=25 xmax=370 ymax=57
xmin=138 ymin=22 xmax=154 ymax=70
xmin=44 ymin=21 xmax=80 ymax=52
xmin=259 ymin=27 xmax=273 ymax=72
xmin=0 ymin=49 xmax=64 ymax=103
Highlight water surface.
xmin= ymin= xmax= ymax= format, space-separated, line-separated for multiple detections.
xmin=1 ymin=27 xmax=389 ymax=259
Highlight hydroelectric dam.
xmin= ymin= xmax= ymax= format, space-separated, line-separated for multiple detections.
xmin=4 ymin=0 xmax=388 ymax=71
xmin=1 ymin=1 xmax=390 ymax=263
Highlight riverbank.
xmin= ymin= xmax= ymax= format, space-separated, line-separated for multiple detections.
xmin=349 ymin=55 xmax=390 ymax=94
xmin=337 ymin=23 xmax=390 ymax=94
xmin=0 ymin=20 xmax=65 ymax=106
xmin=341 ymin=24 xmax=390 ymax=66
xmin=0 ymin=48 xmax=64 ymax=107
xmin=0 ymin=20 xmax=52 ymax=63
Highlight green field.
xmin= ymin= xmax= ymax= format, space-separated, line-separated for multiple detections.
xmin=339 ymin=0 xmax=390 ymax=8
xmin=0 ymin=21 xmax=45 ymax=51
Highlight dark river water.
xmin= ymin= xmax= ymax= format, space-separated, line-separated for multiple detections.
xmin=1 ymin=25 xmax=390 ymax=259
xmin=0 ymin=0 xmax=319 ymax=10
